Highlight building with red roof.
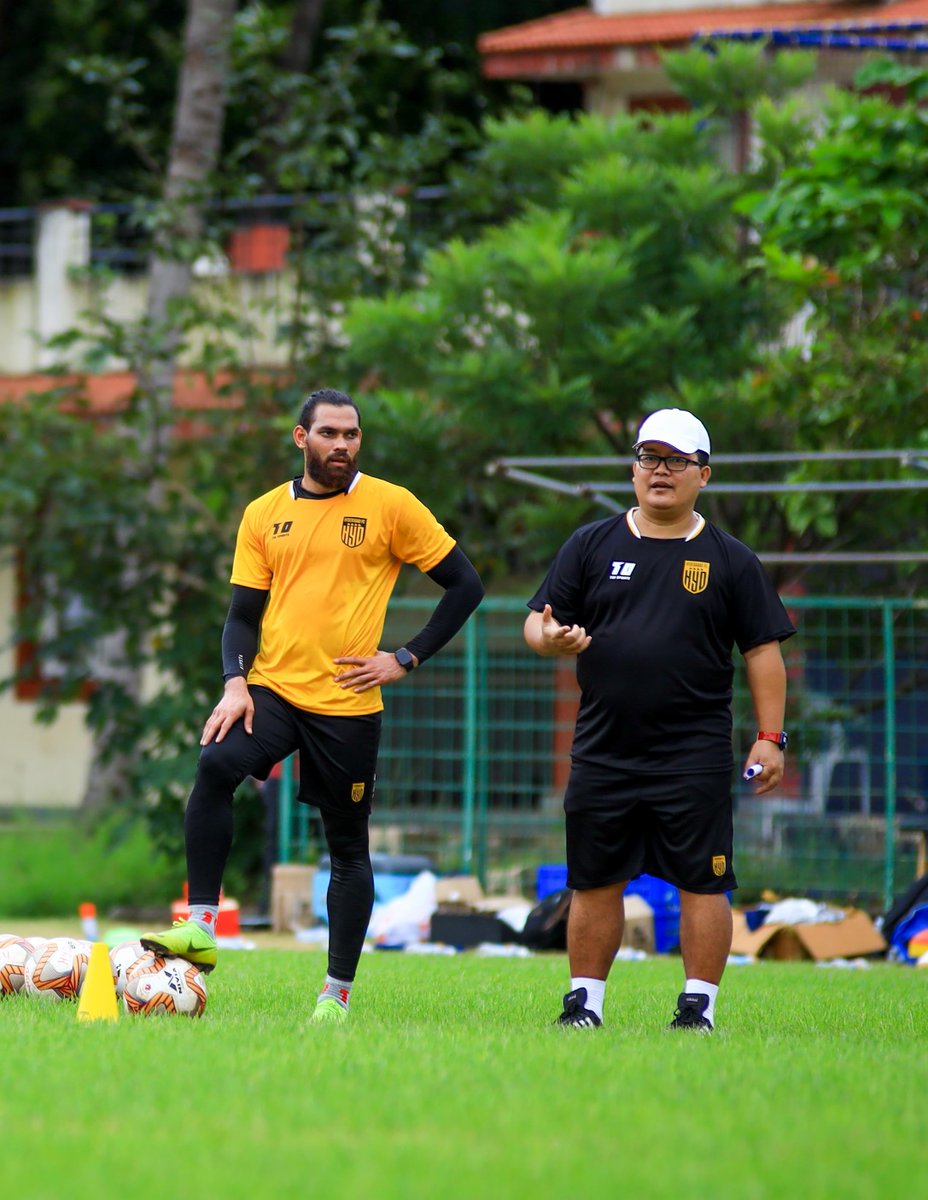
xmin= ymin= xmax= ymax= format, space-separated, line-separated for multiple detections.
xmin=479 ymin=0 xmax=928 ymax=114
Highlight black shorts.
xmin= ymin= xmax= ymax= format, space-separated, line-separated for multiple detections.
xmin=201 ymin=685 xmax=381 ymax=814
xmin=564 ymin=764 xmax=736 ymax=893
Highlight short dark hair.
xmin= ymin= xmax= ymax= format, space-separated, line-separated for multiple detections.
xmin=695 ymin=450 xmax=709 ymax=466
xmin=299 ymin=388 xmax=361 ymax=430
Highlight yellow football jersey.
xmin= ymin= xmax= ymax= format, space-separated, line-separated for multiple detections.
xmin=230 ymin=472 xmax=455 ymax=714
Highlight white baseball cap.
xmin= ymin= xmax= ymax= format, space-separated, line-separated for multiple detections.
xmin=635 ymin=408 xmax=711 ymax=456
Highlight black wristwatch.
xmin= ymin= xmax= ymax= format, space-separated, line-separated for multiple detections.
xmin=757 ymin=730 xmax=788 ymax=751
xmin=394 ymin=647 xmax=416 ymax=672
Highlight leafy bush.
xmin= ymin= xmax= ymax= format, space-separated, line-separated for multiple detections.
xmin=0 ymin=813 xmax=181 ymax=917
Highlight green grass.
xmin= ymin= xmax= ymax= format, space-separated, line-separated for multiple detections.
xmin=0 ymin=943 xmax=925 ymax=1200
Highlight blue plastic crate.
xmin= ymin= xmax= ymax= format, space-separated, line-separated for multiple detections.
xmin=627 ymin=874 xmax=680 ymax=953
xmin=536 ymin=863 xmax=568 ymax=900
xmin=652 ymin=911 xmax=681 ymax=954
xmin=626 ymin=873 xmax=681 ymax=914
xmin=535 ymin=866 xmax=681 ymax=952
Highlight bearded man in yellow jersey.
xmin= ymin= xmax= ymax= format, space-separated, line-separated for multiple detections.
xmin=143 ymin=389 xmax=484 ymax=1022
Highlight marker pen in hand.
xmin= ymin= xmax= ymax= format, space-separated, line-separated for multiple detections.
xmin=743 ymin=763 xmax=764 ymax=781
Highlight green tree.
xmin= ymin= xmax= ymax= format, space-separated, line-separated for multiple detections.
xmin=0 ymin=0 xmax=576 ymax=205
xmin=342 ymin=100 xmax=795 ymax=575
xmin=344 ymin=48 xmax=928 ymax=595
xmin=731 ymin=58 xmax=928 ymax=595
xmin=0 ymin=2 xmax=485 ymax=849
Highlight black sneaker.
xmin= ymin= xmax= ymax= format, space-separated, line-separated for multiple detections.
xmin=555 ymin=987 xmax=602 ymax=1028
xmin=668 ymin=991 xmax=713 ymax=1032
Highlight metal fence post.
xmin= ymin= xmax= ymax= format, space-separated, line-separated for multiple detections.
xmin=475 ymin=625 xmax=491 ymax=888
xmin=460 ymin=612 xmax=479 ymax=873
xmin=277 ymin=753 xmax=294 ymax=864
xmin=882 ymin=603 xmax=897 ymax=910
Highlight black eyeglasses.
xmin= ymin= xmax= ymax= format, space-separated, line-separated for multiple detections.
xmin=635 ymin=453 xmax=701 ymax=473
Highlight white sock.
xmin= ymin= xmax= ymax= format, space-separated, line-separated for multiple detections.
xmin=187 ymin=905 xmax=219 ymax=935
xmin=319 ymin=975 xmax=353 ymax=1011
xmin=684 ymin=978 xmax=719 ymax=1026
xmin=571 ymin=977 xmax=606 ymax=1020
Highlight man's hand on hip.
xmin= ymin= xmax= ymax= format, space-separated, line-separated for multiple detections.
xmin=334 ymin=650 xmax=415 ymax=693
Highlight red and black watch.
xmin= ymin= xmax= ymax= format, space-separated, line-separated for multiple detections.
xmin=757 ymin=730 xmax=788 ymax=751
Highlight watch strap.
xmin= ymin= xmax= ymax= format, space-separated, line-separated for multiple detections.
xmin=394 ymin=647 xmax=416 ymax=672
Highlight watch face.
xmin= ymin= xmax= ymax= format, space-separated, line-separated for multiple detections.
xmin=395 ymin=649 xmax=414 ymax=671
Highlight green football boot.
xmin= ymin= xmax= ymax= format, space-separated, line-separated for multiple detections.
xmin=140 ymin=920 xmax=218 ymax=974
xmin=310 ymin=997 xmax=349 ymax=1025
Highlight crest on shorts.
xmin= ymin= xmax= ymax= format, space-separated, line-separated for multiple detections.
xmin=712 ymin=855 xmax=726 ymax=877
xmin=682 ymin=560 xmax=710 ymax=594
xmin=351 ymin=782 xmax=365 ymax=804
xmin=341 ymin=516 xmax=367 ymax=548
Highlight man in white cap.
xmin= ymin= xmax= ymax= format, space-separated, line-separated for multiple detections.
xmin=524 ymin=408 xmax=795 ymax=1031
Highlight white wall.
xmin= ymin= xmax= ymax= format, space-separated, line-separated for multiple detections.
xmin=0 ymin=205 xmax=299 ymax=375
xmin=0 ymin=564 xmax=92 ymax=809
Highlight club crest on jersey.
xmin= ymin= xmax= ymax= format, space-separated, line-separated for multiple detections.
xmin=351 ymin=782 xmax=365 ymax=803
xmin=341 ymin=516 xmax=367 ymax=548
xmin=682 ymin=560 xmax=710 ymax=594
xmin=712 ymin=855 xmax=726 ymax=877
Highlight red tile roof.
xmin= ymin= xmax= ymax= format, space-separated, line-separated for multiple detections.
xmin=478 ymin=1 xmax=928 ymax=55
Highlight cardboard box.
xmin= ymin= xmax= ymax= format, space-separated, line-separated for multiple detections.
xmin=621 ymin=894 xmax=655 ymax=954
xmin=472 ymin=895 xmax=531 ymax=914
xmin=730 ymin=908 xmax=886 ymax=961
xmin=435 ymin=875 xmax=484 ymax=905
xmin=270 ymin=864 xmax=317 ymax=933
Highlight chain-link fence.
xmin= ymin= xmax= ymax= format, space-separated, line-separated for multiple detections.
xmin=277 ymin=594 xmax=927 ymax=911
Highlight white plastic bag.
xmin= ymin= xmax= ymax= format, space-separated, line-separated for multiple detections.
xmin=368 ymin=871 xmax=437 ymax=947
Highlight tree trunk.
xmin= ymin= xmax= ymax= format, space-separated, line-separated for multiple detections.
xmin=82 ymin=0 xmax=236 ymax=810
xmin=141 ymin=0 xmax=238 ymax=463
xmin=280 ymin=0 xmax=326 ymax=73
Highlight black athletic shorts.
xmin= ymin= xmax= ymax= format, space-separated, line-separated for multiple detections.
xmin=208 ymin=685 xmax=381 ymax=814
xmin=564 ymin=763 xmax=737 ymax=893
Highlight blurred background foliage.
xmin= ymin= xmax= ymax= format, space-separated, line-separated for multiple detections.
xmin=0 ymin=2 xmax=926 ymax=888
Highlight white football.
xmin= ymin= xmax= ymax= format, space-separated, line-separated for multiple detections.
xmin=0 ymin=938 xmax=36 ymax=996
xmin=0 ymin=933 xmax=24 ymax=949
xmin=22 ymin=938 xmax=92 ymax=1002
xmin=109 ymin=940 xmax=146 ymax=998
xmin=123 ymin=955 xmax=207 ymax=1018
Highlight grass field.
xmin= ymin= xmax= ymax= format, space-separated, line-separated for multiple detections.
xmin=1 ymin=928 xmax=925 ymax=1200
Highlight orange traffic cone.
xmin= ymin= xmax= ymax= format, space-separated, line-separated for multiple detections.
xmin=77 ymin=941 xmax=119 ymax=1022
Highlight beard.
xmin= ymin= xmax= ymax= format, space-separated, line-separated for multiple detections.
xmin=305 ymin=445 xmax=359 ymax=491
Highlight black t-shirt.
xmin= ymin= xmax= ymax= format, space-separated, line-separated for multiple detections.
xmin=527 ymin=511 xmax=796 ymax=773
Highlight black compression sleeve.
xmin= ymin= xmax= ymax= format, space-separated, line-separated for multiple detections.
xmin=220 ymin=585 xmax=268 ymax=680
xmin=404 ymin=546 xmax=484 ymax=666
